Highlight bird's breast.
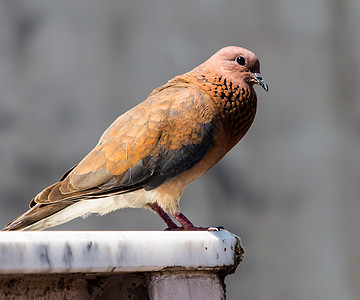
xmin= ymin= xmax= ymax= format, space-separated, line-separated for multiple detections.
xmin=193 ymin=74 xmax=257 ymax=150
xmin=218 ymin=86 xmax=257 ymax=148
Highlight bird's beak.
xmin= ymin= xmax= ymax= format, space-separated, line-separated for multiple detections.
xmin=253 ymin=73 xmax=268 ymax=91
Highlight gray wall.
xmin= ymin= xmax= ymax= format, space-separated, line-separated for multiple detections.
xmin=0 ymin=1 xmax=359 ymax=299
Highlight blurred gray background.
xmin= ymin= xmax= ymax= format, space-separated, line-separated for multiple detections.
xmin=0 ymin=0 xmax=359 ymax=299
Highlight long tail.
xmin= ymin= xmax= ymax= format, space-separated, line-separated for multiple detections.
xmin=3 ymin=184 xmax=148 ymax=231
xmin=3 ymin=201 xmax=75 ymax=231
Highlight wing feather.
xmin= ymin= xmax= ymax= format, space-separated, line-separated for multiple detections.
xmin=32 ymin=82 xmax=217 ymax=205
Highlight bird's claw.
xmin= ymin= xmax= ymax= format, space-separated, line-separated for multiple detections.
xmin=207 ymin=226 xmax=225 ymax=231
xmin=165 ymin=225 xmax=225 ymax=231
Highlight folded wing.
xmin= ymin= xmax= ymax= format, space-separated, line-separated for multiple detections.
xmin=31 ymin=82 xmax=216 ymax=207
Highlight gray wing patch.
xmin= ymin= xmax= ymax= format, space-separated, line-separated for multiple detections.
xmin=144 ymin=122 xmax=214 ymax=190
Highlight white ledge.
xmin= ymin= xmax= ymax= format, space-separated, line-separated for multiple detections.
xmin=0 ymin=230 xmax=243 ymax=274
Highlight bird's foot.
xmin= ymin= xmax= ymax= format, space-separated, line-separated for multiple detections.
xmin=170 ymin=212 xmax=224 ymax=231
xmin=165 ymin=225 xmax=224 ymax=231
xmin=150 ymin=203 xmax=225 ymax=231
xmin=208 ymin=226 xmax=225 ymax=231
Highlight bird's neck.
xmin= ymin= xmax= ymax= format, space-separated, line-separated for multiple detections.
xmin=176 ymin=71 xmax=258 ymax=148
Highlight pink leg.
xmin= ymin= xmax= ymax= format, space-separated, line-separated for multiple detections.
xmin=149 ymin=203 xmax=179 ymax=229
xmin=172 ymin=212 xmax=223 ymax=231
xmin=172 ymin=213 xmax=196 ymax=229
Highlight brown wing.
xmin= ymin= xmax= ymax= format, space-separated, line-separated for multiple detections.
xmin=31 ymin=82 xmax=217 ymax=206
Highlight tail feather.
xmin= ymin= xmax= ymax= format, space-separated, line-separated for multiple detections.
xmin=3 ymin=186 xmax=149 ymax=231
xmin=3 ymin=201 xmax=74 ymax=231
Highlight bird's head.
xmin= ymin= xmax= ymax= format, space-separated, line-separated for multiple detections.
xmin=197 ymin=46 xmax=268 ymax=92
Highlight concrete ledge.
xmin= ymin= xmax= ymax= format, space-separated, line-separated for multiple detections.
xmin=0 ymin=230 xmax=244 ymax=299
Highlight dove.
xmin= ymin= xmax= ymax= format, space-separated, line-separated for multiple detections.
xmin=3 ymin=46 xmax=268 ymax=231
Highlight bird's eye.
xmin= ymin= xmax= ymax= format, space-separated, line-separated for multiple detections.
xmin=235 ymin=55 xmax=246 ymax=66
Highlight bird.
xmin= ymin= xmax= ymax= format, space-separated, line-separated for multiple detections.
xmin=3 ymin=46 xmax=268 ymax=231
